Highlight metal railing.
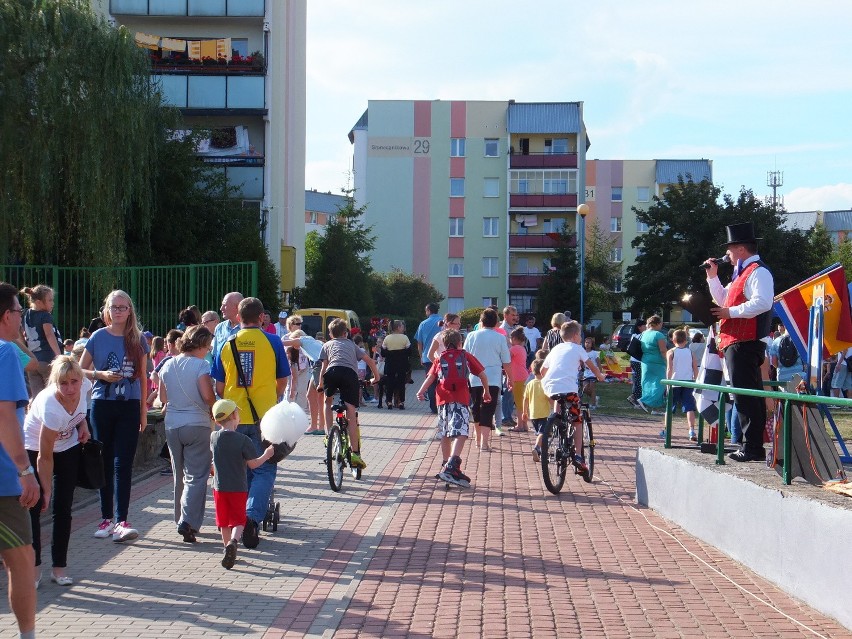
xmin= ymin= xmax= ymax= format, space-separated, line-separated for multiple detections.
xmin=2 ymin=262 xmax=258 ymax=338
xmin=661 ymin=378 xmax=852 ymax=485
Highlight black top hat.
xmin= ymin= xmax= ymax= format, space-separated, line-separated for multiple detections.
xmin=721 ymin=222 xmax=761 ymax=246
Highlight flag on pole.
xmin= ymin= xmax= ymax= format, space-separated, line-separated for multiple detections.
xmin=774 ymin=263 xmax=852 ymax=359
xmin=693 ymin=327 xmax=725 ymax=426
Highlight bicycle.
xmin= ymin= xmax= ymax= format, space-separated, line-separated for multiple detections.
xmin=540 ymin=394 xmax=595 ymax=495
xmin=325 ymin=393 xmax=363 ymax=492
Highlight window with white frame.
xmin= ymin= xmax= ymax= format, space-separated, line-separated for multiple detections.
xmin=610 ymin=217 xmax=622 ymax=232
xmin=515 ymin=257 xmax=529 ymax=274
xmin=484 ymin=138 xmax=499 ymax=157
xmin=450 ymin=138 xmax=465 ymax=157
xmin=543 ymin=178 xmax=568 ymax=194
xmin=483 ymin=217 xmax=499 ymax=237
xmin=449 ymin=218 xmax=464 ymax=236
xmin=510 ymin=170 xmax=578 ymax=194
xmin=448 ymin=298 xmax=465 ymax=314
xmin=448 ymin=259 xmax=464 ymax=277
xmin=637 ymin=186 xmax=650 ymax=202
xmin=450 ymin=178 xmax=465 ymax=197
xmin=543 ymin=218 xmax=565 ymax=233
xmin=482 ymin=297 xmax=498 ymax=308
xmin=308 ymin=211 xmax=318 ymax=224
xmin=483 ymin=178 xmax=499 ymax=198
xmin=482 ymin=257 xmax=499 ymax=278
xmin=609 ymin=247 xmax=623 ymax=262
xmin=611 ymin=187 xmax=623 ymax=201
xmin=637 ymin=220 xmax=649 ymax=233
xmin=544 ymin=138 xmax=569 ymax=154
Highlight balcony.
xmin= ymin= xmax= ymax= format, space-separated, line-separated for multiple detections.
xmin=508 ymin=272 xmax=546 ymax=289
xmin=509 ymin=152 xmax=578 ymax=169
xmin=152 ymin=74 xmax=265 ymax=115
xmin=509 ymin=193 xmax=578 ymax=208
xmin=205 ymin=165 xmax=264 ymax=199
xmin=509 ymin=233 xmax=576 ymax=250
xmin=150 ymin=56 xmax=265 ymax=76
xmin=111 ymin=0 xmax=265 ymax=16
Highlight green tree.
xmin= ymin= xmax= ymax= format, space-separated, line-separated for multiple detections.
xmin=535 ymin=226 xmax=580 ymax=323
xmin=301 ymin=192 xmax=376 ymax=312
xmin=832 ymin=239 xmax=852 ymax=282
xmin=368 ymin=269 xmax=444 ymax=336
xmin=584 ymin=218 xmax=623 ymax=319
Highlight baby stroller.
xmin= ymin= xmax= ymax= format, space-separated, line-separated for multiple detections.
xmin=259 ymin=439 xmax=295 ymax=533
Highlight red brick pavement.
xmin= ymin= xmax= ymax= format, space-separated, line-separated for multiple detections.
xmin=327 ymin=414 xmax=851 ymax=638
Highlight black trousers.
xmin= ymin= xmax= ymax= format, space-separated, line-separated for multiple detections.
xmin=724 ymin=340 xmax=766 ymax=455
xmin=28 ymin=446 xmax=79 ymax=568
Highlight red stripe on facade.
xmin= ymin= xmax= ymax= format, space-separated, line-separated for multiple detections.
xmin=414 ymin=101 xmax=431 ymax=137
xmin=412 ymin=157 xmax=431 ymax=277
xmin=451 ymin=101 xmax=466 ymax=138
xmin=448 ymin=278 xmax=464 ymax=297
xmin=448 ymin=237 xmax=464 ymax=258
xmin=449 ymin=198 xmax=465 ymax=218
xmin=450 ymin=157 xmax=465 ymax=178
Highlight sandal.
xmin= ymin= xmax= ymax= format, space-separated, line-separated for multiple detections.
xmin=508 ymin=427 xmax=529 ymax=433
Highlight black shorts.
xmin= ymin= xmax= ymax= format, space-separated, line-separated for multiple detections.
xmin=323 ymin=366 xmax=360 ymax=408
xmin=470 ymin=385 xmax=499 ymax=429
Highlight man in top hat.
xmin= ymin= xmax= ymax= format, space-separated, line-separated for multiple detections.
xmin=705 ymin=222 xmax=774 ymax=462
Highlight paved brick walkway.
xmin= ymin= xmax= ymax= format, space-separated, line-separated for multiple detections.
xmin=3 ymin=374 xmax=850 ymax=638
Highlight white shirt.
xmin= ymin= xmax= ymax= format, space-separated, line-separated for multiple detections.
xmin=541 ymin=342 xmax=590 ymax=397
xmin=24 ymin=378 xmax=92 ymax=453
xmin=582 ymin=350 xmax=600 ymax=379
xmin=463 ymin=328 xmax=511 ymax=389
xmin=708 ymin=254 xmax=774 ymax=318
xmin=523 ymin=326 xmax=541 ymax=347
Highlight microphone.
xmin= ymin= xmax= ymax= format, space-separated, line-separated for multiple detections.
xmin=701 ymin=256 xmax=731 ymax=270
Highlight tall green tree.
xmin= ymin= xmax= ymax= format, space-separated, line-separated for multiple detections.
xmin=302 ymin=192 xmax=376 ymax=312
xmin=535 ymin=226 xmax=580 ymax=323
xmin=584 ymin=218 xmax=623 ymax=319
xmin=368 ymin=268 xmax=444 ymax=336
xmin=832 ymin=238 xmax=852 ymax=282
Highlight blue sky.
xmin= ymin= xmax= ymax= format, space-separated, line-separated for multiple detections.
xmin=306 ymin=1 xmax=852 ymax=212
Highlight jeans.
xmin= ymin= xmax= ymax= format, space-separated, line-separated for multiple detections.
xmin=91 ymin=399 xmax=141 ymax=523
xmin=501 ymin=386 xmax=514 ymax=422
xmin=28 ymin=447 xmax=79 ymax=567
xmin=726 ymin=404 xmax=741 ymax=444
xmin=237 ymin=423 xmax=277 ymax=524
xmin=421 ymin=362 xmax=437 ymax=413
xmin=166 ymin=424 xmax=212 ymax=531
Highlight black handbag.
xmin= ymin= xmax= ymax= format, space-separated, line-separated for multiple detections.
xmin=626 ymin=334 xmax=644 ymax=361
xmin=77 ymin=439 xmax=105 ymax=489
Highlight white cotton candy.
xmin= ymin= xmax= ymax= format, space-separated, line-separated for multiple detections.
xmin=260 ymin=400 xmax=308 ymax=446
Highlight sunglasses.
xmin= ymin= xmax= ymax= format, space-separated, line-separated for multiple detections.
xmin=291 ymin=321 xmax=302 ymax=325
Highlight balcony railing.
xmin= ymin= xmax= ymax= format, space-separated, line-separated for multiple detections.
xmin=509 ymin=152 xmax=578 ymax=169
xmin=509 ymin=233 xmax=568 ymax=250
xmin=150 ymin=59 xmax=265 ymax=76
xmin=508 ymin=272 xmax=546 ymax=288
xmin=205 ymin=165 xmax=264 ymax=199
xmin=509 ymin=193 xmax=578 ymax=208
xmin=152 ymin=74 xmax=265 ymax=113
xmin=112 ymin=0 xmax=265 ymax=16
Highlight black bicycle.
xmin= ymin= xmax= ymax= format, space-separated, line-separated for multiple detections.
xmin=326 ymin=397 xmax=363 ymax=492
xmin=541 ymin=394 xmax=595 ymax=495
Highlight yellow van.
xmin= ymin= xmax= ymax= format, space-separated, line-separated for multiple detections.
xmin=295 ymin=308 xmax=361 ymax=339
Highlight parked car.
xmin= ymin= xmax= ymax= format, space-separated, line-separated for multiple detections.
xmin=296 ymin=308 xmax=361 ymax=340
xmin=611 ymin=323 xmax=637 ymax=352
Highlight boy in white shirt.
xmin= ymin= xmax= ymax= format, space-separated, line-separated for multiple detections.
xmin=581 ymin=337 xmax=600 ymax=410
xmin=666 ymin=329 xmax=699 ymax=440
xmin=538 ymin=321 xmax=605 ymax=470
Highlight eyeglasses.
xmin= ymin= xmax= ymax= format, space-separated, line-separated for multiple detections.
xmin=6 ymin=308 xmax=22 ymax=315
xmin=109 ymin=305 xmax=129 ymax=312
xmin=291 ymin=322 xmax=302 ymax=325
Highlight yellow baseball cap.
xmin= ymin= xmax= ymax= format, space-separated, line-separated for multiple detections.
xmin=212 ymin=399 xmax=238 ymax=421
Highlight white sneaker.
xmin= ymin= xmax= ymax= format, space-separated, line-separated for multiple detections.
xmin=94 ymin=519 xmax=114 ymax=539
xmin=112 ymin=521 xmax=138 ymax=543
xmin=495 ymin=426 xmax=506 ymax=437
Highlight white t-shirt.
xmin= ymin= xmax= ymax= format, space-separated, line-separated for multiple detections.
xmin=523 ymin=326 xmax=542 ymax=348
xmin=463 ymin=328 xmax=511 ymax=389
xmin=24 ymin=378 xmax=92 ymax=453
xmin=582 ymin=350 xmax=600 ymax=379
xmin=671 ymin=346 xmax=695 ymax=381
xmin=541 ymin=342 xmax=589 ymax=397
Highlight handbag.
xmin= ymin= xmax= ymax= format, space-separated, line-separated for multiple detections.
xmin=626 ymin=334 xmax=644 ymax=361
xmin=77 ymin=439 xmax=105 ymax=489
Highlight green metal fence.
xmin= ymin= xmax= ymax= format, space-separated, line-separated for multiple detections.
xmin=2 ymin=262 xmax=258 ymax=338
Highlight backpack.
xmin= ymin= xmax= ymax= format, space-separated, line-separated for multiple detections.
xmin=437 ymin=349 xmax=470 ymax=392
xmin=778 ymin=335 xmax=799 ymax=368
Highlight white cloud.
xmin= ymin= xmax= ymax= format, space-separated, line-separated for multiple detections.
xmin=785 ymin=184 xmax=852 ymax=213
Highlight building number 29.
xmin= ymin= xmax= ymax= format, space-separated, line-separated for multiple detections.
xmin=414 ymin=139 xmax=430 ymax=154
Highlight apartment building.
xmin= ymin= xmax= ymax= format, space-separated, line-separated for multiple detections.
xmin=349 ymin=100 xmax=589 ymax=315
xmin=92 ymin=0 xmax=307 ymax=291
xmin=305 ymin=189 xmax=348 ymax=235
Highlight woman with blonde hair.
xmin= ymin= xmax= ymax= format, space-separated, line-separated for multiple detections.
xmin=20 ymin=284 xmax=63 ymax=397
xmin=24 ymin=356 xmax=91 ymax=586
xmin=157 ymin=325 xmax=215 ymax=543
xmin=79 ymin=290 xmax=149 ymax=542
xmin=542 ymin=312 xmax=569 ymax=353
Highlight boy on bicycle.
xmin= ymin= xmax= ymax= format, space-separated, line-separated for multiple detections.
xmin=317 ymin=318 xmax=381 ymax=469
xmin=538 ymin=321 xmax=605 ymax=471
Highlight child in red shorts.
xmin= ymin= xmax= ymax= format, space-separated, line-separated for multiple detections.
xmin=210 ymin=399 xmax=274 ymax=569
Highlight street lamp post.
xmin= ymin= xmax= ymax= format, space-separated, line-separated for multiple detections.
xmin=577 ymin=203 xmax=589 ymax=333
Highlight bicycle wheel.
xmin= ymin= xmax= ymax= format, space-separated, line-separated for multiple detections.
xmin=326 ymin=424 xmax=345 ymax=492
xmin=582 ymin=410 xmax=594 ymax=483
xmin=541 ymin=414 xmax=567 ymax=494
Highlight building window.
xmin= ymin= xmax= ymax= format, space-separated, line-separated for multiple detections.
xmin=543 ymin=218 xmax=565 ymax=233
xmin=637 ymin=186 xmax=650 ymax=202
xmin=508 ymin=294 xmax=536 ymax=314
xmin=611 ymin=187 xmax=623 ymax=201
xmin=450 ymin=178 xmax=465 ymax=197
xmin=510 ymin=170 xmax=578 ymax=194
xmin=308 ymin=211 xmax=318 ymax=224
xmin=609 ymin=248 xmax=622 ymax=262
xmin=543 ymin=178 xmax=568 ymax=194
xmin=483 ymin=297 xmax=498 ymax=308
xmin=448 ymin=260 xmax=464 ymax=277
xmin=483 ymin=257 xmax=499 ymax=278
xmin=450 ymin=138 xmax=465 ymax=157
xmin=485 ymin=138 xmax=499 ymax=157
xmin=610 ymin=217 xmax=622 ymax=232
xmin=544 ymin=138 xmax=569 ymax=154
xmin=483 ymin=217 xmax=499 ymax=237
xmin=637 ymin=220 xmax=649 ymax=233
xmin=613 ymin=278 xmax=623 ymax=293
xmin=483 ymin=178 xmax=499 ymax=198
xmin=448 ymin=298 xmax=465 ymax=314
xmin=231 ymin=38 xmax=248 ymax=57
xmin=449 ymin=218 xmax=464 ymax=237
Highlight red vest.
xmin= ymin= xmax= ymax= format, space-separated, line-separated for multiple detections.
xmin=718 ymin=261 xmax=762 ymax=351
